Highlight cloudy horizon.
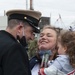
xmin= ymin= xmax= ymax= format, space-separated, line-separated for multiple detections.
xmin=0 ymin=0 xmax=75 ymax=29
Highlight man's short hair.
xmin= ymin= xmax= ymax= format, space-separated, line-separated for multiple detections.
xmin=8 ymin=19 xmax=29 ymax=29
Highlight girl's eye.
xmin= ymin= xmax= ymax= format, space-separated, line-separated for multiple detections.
xmin=47 ymin=34 xmax=51 ymax=37
xmin=40 ymin=34 xmax=52 ymax=37
xmin=40 ymin=32 xmax=45 ymax=37
xmin=47 ymin=33 xmax=52 ymax=37
xmin=40 ymin=34 xmax=44 ymax=37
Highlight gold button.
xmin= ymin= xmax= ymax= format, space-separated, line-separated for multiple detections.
xmin=24 ymin=17 xmax=27 ymax=19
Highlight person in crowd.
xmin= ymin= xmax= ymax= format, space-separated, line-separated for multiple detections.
xmin=39 ymin=30 xmax=75 ymax=75
xmin=0 ymin=9 xmax=41 ymax=75
xmin=30 ymin=25 xmax=62 ymax=75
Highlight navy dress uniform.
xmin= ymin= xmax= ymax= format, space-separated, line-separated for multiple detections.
xmin=0 ymin=10 xmax=41 ymax=75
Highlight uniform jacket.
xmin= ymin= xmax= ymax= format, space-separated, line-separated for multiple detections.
xmin=0 ymin=30 xmax=31 ymax=75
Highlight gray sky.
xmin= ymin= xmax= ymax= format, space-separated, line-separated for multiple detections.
xmin=0 ymin=0 xmax=75 ymax=29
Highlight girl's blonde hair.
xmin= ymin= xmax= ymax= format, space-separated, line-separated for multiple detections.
xmin=58 ymin=30 xmax=75 ymax=68
xmin=41 ymin=25 xmax=62 ymax=37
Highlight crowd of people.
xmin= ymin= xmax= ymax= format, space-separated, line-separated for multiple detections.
xmin=0 ymin=9 xmax=75 ymax=75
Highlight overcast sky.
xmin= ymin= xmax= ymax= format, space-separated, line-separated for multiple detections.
xmin=0 ymin=0 xmax=75 ymax=29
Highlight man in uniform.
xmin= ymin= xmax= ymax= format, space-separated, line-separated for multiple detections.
xmin=0 ymin=9 xmax=41 ymax=75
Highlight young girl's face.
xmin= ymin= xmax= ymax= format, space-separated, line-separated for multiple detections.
xmin=57 ymin=42 xmax=66 ymax=55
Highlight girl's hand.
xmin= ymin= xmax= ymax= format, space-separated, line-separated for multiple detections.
xmin=39 ymin=68 xmax=46 ymax=75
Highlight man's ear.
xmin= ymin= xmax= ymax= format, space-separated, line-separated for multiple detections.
xmin=17 ymin=25 xmax=23 ymax=34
